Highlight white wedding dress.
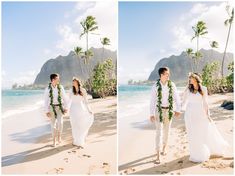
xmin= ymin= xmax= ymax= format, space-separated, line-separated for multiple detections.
xmin=69 ymin=88 xmax=94 ymax=146
xmin=182 ymin=86 xmax=229 ymax=162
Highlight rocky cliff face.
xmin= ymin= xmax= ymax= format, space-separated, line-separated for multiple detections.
xmin=148 ymin=49 xmax=233 ymax=82
xmin=34 ymin=47 xmax=117 ymax=86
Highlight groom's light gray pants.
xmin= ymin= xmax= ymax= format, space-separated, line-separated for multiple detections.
xmin=50 ymin=106 xmax=64 ymax=138
xmin=155 ymin=109 xmax=172 ymax=151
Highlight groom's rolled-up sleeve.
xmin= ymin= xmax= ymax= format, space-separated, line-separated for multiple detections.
xmin=172 ymin=83 xmax=181 ymax=112
xmin=150 ymin=84 xmax=157 ymax=116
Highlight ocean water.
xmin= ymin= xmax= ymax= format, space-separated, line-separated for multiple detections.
xmin=118 ymin=85 xmax=152 ymax=119
xmin=1 ymin=90 xmax=45 ymax=119
xmin=118 ymin=84 xmax=185 ymax=119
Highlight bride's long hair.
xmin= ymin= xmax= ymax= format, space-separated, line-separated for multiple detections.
xmin=72 ymin=77 xmax=83 ymax=96
xmin=188 ymin=72 xmax=204 ymax=96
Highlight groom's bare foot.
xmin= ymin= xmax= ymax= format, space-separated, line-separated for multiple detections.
xmin=161 ymin=145 xmax=167 ymax=155
xmin=161 ymin=149 xmax=167 ymax=156
xmin=161 ymin=151 xmax=167 ymax=156
xmin=154 ymin=151 xmax=161 ymax=164
xmin=51 ymin=142 xmax=56 ymax=147
xmin=154 ymin=157 xmax=160 ymax=164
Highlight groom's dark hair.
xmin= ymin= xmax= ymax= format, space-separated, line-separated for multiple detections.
xmin=50 ymin=73 xmax=59 ymax=81
xmin=158 ymin=67 xmax=169 ymax=77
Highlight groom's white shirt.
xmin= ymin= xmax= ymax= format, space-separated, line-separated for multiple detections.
xmin=44 ymin=85 xmax=69 ymax=113
xmin=150 ymin=81 xmax=181 ymax=116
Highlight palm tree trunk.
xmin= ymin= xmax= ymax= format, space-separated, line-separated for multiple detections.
xmin=197 ymin=37 xmax=199 ymax=72
xmin=197 ymin=37 xmax=199 ymax=53
xmin=189 ymin=57 xmax=193 ymax=72
xmin=221 ymin=22 xmax=232 ymax=77
xmin=86 ymin=32 xmax=88 ymax=64
xmin=86 ymin=32 xmax=88 ymax=51
xmin=191 ymin=60 xmax=193 ymax=72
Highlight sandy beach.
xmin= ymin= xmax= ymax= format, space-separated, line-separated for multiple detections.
xmin=2 ymin=96 xmax=117 ymax=174
xmin=118 ymin=93 xmax=234 ymax=175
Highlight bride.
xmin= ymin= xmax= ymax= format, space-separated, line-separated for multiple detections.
xmin=69 ymin=77 xmax=94 ymax=148
xmin=182 ymin=72 xmax=229 ymax=162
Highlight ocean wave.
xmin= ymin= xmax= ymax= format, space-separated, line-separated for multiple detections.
xmin=2 ymin=100 xmax=44 ymax=119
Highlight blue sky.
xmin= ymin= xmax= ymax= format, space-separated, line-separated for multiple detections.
xmin=2 ymin=1 xmax=117 ymax=88
xmin=2 ymin=2 xmax=75 ymax=88
xmin=119 ymin=1 xmax=233 ymax=84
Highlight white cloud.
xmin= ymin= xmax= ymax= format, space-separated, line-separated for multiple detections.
xmin=171 ymin=2 xmax=234 ymax=55
xmin=119 ymin=66 xmax=152 ymax=84
xmin=75 ymin=2 xmax=95 ymax=11
xmin=191 ymin=3 xmax=209 ymax=14
xmin=56 ymin=25 xmax=80 ymax=53
xmin=12 ymin=70 xmax=39 ymax=86
xmin=171 ymin=26 xmax=194 ymax=53
xmin=55 ymin=1 xmax=117 ymax=56
xmin=2 ymin=70 xmax=40 ymax=88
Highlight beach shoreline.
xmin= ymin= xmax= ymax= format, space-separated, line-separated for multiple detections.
xmin=2 ymin=96 xmax=117 ymax=174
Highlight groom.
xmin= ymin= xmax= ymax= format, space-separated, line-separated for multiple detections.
xmin=44 ymin=73 xmax=68 ymax=147
xmin=150 ymin=67 xmax=181 ymax=164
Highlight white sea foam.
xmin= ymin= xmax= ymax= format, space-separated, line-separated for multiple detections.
xmin=2 ymin=100 xmax=44 ymax=119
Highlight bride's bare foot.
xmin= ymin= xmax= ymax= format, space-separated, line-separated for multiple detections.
xmin=154 ymin=151 xmax=161 ymax=164
xmin=58 ymin=139 xmax=62 ymax=145
xmin=78 ymin=146 xmax=84 ymax=149
xmin=57 ymin=132 xmax=62 ymax=145
xmin=52 ymin=136 xmax=56 ymax=147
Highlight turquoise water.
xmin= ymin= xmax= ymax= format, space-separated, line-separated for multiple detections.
xmin=118 ymin=85 xmax=152 ymax=119
xmin=118 ymin=85 xmax=151 ymax=100
xmin=1 ymin=89 xmax=45 ymax=118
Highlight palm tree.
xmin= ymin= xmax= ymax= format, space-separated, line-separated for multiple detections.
xmin=194 ymin=51 xmax=203 ymax=72
xmin=74 ymin=46 xmax=83 ymax=57
xmin=191 ymin=21 xmax=208 ymax=71
xmin=221 ymin=6 xmax=234 ymax=77
xmin=74 ymin=46 xmax=93 ymax=64
xmin=84 ymin=49 xmax=94 ymax=64
xmin=80 ymin=16 xmax=98 ymax=64
xmin=100 ymin=37 xmax=110 ymax=58
xmin=186 ymin=48 xmax=194 ymax=72
xmin=209 ymin=41 xmax=219 ymax=60
xmin=192 ymin=21 xmax=208 ymax=53
xmin=210 ymin=41 xmax=219 ymax=49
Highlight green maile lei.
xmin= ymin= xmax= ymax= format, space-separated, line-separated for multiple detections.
xmin=156 ymin=79 xmax=174 ymax=123
xmin=48 ymin=83 xmax=64 ymax=118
